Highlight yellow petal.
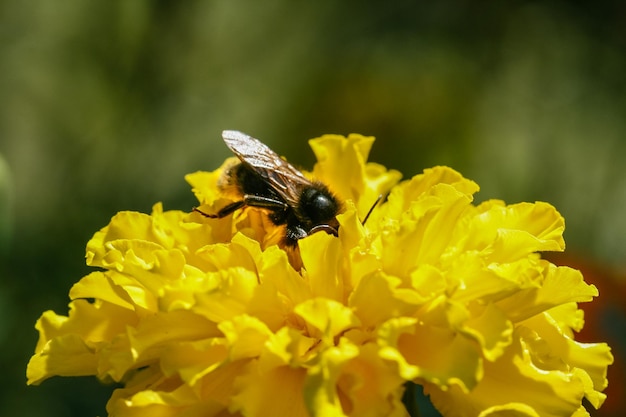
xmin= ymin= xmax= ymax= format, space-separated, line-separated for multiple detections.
xmin=478 ymin=402 xmax=540 ymax=417
xmin=381 ymin=182 xmax=473 ymax=277
xmin=108 ymin=381 xmax=229 ymax=417
xmin=303 ymin=338 xmax=360 ymax=417
xmin=218 ymin=315 xmax=273 ymax=361
xmin=379 ymin=316 xmax=482 ymax=391
xmin=245 ymin=247 xmax=311 ymax=331
xmin=461 ymin=302 xmax=513 ymax=362
xmin=334 ymin=343 xmax=406 ymax=417
xmin=310 ymin=134 xmax=374 ymax=203
xmin=520 ymin=312 xmax=612 ymax=408
xmin=160 ymin=338 xmax=229 ymax=385
xmin=294 ymin=298 xmax=360 ymax=342
xmin=195 ymin=232 xmax=262 ymax=273
xmin=192 ymin=267 xmax=259 ymax=322
xmin=300 ymin=232 xmax=345 ymax=301
xmin=460 ymin=201 xmax=565 ymax=262
xmin=33 ymin=299 xmax=138 ymax=354
xmin=69 ymin=271 xmax=156 ymax=312
xmin=382 ymin=166 xmax=479 ymax=221
xmin=27 ymin=333 xmax=97 ymax=385
xmin=361 ymin=162 xmax=403 ymax=221
xmin=496 ymin=263 xmax=598 ymax=322
xmin=349 ymin=271 xmax=423 ymax=329
xmin=261 ymin=327 xmax=318 ymax=370
xmin=231 ymin=364 xmax=309 ymax=417
xmin=425 ymin=327 xmax=588 ymax=417
xmin=99 ymin=310 xmax=220 ymax=382
xmin=185 ymin=168 xmax=224 ymax=205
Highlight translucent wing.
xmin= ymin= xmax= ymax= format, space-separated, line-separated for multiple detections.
xmin=221 ymin=130 xmax=312 ymax=205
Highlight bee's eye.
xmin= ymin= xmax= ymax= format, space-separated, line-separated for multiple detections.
xmin=301 ymin=187 xmax=338 ymax=222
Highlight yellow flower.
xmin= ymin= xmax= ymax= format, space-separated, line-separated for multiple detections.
xmin=27 ymin=134 xmax=613 ymax=417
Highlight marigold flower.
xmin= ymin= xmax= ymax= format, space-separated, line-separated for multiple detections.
xmin=27 ymin=133 xmax=613 ymax=417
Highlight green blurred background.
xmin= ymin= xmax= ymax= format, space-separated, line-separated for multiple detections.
xmin=1 ymin=1 xmax=624 ymax=416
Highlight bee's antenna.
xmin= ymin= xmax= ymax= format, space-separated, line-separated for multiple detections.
xmin=361 ymin=194 xmax=385 ymax=225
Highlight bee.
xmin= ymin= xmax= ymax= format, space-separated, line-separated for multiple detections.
xmin=194 ymin=130 xmax=343 ymax=247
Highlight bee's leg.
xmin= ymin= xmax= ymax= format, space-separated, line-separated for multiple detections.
xmin=308 ymin=223 xmax=339 ymax=237
xmin=240 ymin=194 xmax=288 ymax=211
xmin=193 ymin=200 xmax=245 ymax=218
xmin=193 ymin=195 xmax=287 ymax=218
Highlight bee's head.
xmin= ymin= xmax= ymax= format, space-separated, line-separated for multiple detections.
xmin=300 ymin=184 xmax=341 ymax=219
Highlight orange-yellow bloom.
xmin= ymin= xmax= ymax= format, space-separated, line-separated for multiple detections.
xmin=27 ymin=134 xmax=612 ymax=417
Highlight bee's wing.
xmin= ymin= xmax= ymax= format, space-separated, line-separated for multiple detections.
xmin=222 ymin=130 xmax=311 ymax=205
